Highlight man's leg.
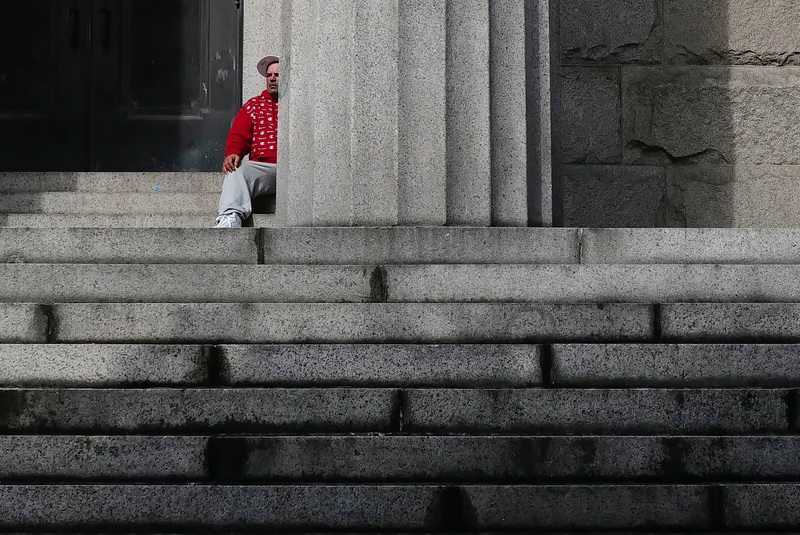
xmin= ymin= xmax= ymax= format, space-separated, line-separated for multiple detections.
xmin=216 ymin=161 xmax=277 ymax=223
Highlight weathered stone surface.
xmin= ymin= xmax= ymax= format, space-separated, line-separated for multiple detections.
xmin=260 ymin=227 xmax=580 ymax=264
xmin=0 ymin=304 xmax=46 ymax=343
xmin=0 ymin=436 xmax=206 ymax=480
xmin=559 ymin=0 xmax=659 ymax=63
xmin=0 ymin=485 xmax=440 ymax=529
xmin=464 ymin=485 xmax=710 ymax=529
xmin=211 ymin=435 xmax=800 ymax=482
xmin=553 ymin=344 xmax=800 ymax=387
xmin=666 ymin=165 xmax=800 ymax=228
xmin=0 ymin=228 xmax=258 ymax=264
xmin=560 ymin=67 xmax=621 ymax=164
xmin=403 ymin=389 xmax=787 ymax=434
xmin=53 ymin=303 xmax=652 ymax=343
xmin=221 ymin=344 xmax=541 ymax=387
xmin=723 ymin=484 xmax=800 ymax=528
xmin=445 ymin=0 xmax=491 ymax=225
xmin=0 ymin=264 xmax=370 ymax=303
xmin=562 ymin=165 xmax=664 ymax=227
xmin=385 ymin=264 xmax=800 ymax=304
xmin=0 ymin=389 xmax=395 ymax=433
xmin=581 ymin=228 xmax=800 ymax=264
xmin=0 ymin=344 xmax=206 ymax=387
xmin=0 ymin=193 xmax=219 ymax=214
xmin=662 ymin=0 xmax=800 ymax=66
xmin=624 ymin=67 xmax=800 ymax=165
xmin=0 ymin=172 xmax=222 ymax=193
xmin=662 ymin=304 xmax=800 ymax=342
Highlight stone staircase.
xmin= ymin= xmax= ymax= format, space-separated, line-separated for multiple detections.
xmin=3 ymin=225 xmax=800 ymax=530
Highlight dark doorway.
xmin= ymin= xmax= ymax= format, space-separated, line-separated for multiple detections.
xmin=0 ymin=0 xmax=242 ymax=172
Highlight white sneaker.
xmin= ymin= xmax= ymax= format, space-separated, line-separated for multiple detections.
xmin=213 ymin=213 xmax=242 ymax=228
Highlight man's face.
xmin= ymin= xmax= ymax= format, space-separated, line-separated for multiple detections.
xmin=266 ymin=62 xmax=280 ymax=98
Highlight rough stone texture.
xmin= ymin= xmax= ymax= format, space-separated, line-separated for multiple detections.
xmin=0 ymin=213 xmax=260 ymax=229
xmin=559 ymin=0 xmax=659 ymax=64
xmin=464 ymin=485 xmax=710 ymax=529
xmin=0 ymin=485 xmax=440 ymax=529
xmin=403 ymin=389 xmax=788 ymax=434
xmin=385 ymin=264 xmax=800 ymax=304
xmin=0 ymin=172 xmax=223 ymax=193
xmin=560 ymin=67 xmax=621 ymax=164
xmin=445 ymin=0 xmax=491 ymax=225
xmin=581 ymin=228 xmax=800 ymax=264
xmin=398 ymin=0 xmax=447 ymax=225
xmin=0 ymin=304 xmax=46 ymax=343
xmin=489 ymin=0 xmax=528 ymax=226
xmin=553 ymin=344 xmax=800 ymax=387
xmin=662 ymin=0 xmax=800 ymax=66
xmin=260 ymin=227 xmax=580 ymax=264
xmin=0 ymin=193 xmax=219 ymax=214
xmin=0 ymin=229 xmax=257 ymax=264
xmin=666 ymin=165 xmax=800 ymax=228
xmin=0 ymin=264 xmax=370 ymax=303
xmin=562 ymin=165 xmax=664 ymax=227
xmin=624 ymin=67 xmax=800 ymax=166
xmin=662 ymin=304 xmax=800 ymax=342
xmin=212 ymin=435 xmax=800 ymax=483
xmin=53 ymin=303 xmax=654 ymax=343
xmin=220 ymin=344 xmax=540 ymax=387
xmin=0 ymin=344 xmax=206 ymax=387
xmin=723 ymin=484 xmax=800 ymax=529
xmin=0 ymin=389 xmax=395 ymax=433
xmin=242 ymin=0 xmax=282 ymax=106
xmin=0 ymin=436 xmax=206 ymax=480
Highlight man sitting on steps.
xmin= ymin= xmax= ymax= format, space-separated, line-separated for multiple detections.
xmin=213 ymin=55 xmax=280 ymax=228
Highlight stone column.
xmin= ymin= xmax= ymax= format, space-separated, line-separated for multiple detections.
xmin=276 ymin=0 xmax=553 ymax=227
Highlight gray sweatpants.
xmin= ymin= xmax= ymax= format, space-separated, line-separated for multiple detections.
xmin=217 ymin=160 xmax=277 ymax=218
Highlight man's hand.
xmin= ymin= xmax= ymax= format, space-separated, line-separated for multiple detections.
xmin=222 ymin=154 xmax=241 ymax=174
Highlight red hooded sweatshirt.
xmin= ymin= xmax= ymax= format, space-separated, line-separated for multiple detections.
xmin=225 ymin=90 xmax=278 ymax=163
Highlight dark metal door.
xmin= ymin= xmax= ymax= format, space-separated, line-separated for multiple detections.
xmin=0 ymin=0 xmax=242 ymax=172
xmin=90 ymin=0 xmax=242 ymax=171
xmin=0 ymin=0 xmax=92 ymax=171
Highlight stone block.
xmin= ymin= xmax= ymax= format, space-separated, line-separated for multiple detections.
xmin=0 ymin=304 xmax=46 ymax=343
xmin=581 ymin=228 xmax=800 ymax=264
xmin=666 ymin=165 xmax=800 ymax=227
xmin=0 ymin=228 xmax=258 ymax=264
xmin=0 ymin=264 xmax=370 ymax=303
xmin=0 ymin=388 xmax=395 ymax=433
xmin=623 ymin=67 xmax=800 ymax=165
xmin=0 ymin=192 xmax=219 ymax=214
xmin=213 ymin=436 xmax=800 ymax=483
xmin=260 ymin=227 xmax=580 ymax=264
xmin=464 ymin=485 xmax=710 ymax=529
xmin=723 ymin=484 xmax=800 ymax=529
xmin=560 ymin=68 xmax=621 ymax=164
xmin=403 ymin=388 xmax=788 ymax=434
xmin=386 ymin=264 xmax=800 ymax=304
xmin=0 ymin=344 xmax=206 ymax=387
xmin=53 ymin=303 xmax=652 ymax=343
xmin=559 ymin=0 xmax=659 ymax=64
xmin=662 ymin=0 xmax=800 ymax=66
xmin=0 ymin=485 xmax=440 ymax=529
xmin=553 ymin=344 xmax=800 ymax=387
xmin=662 ymin=304 xmax=800 ymax=342
xmin=0 ymin=171 xmax=223 ymax=193
xmin=0 ymin=213 xmax=241 ymax=229
xmin=0 ymin=436 xmax=206 ymax=480
xmin=561 ymin=165 xmax=664 ymax=227
xmin=220 ymin=344 xmax=541 ymax=387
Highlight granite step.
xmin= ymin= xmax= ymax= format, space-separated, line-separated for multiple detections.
xmin=0 ymin=388 xmax=786 ymax=434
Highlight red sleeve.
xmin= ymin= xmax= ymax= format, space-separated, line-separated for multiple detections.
xmin=225 ymin=106 xmax=253 ymax=158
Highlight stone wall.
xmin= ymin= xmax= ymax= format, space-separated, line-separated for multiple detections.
xmin=558 ymin=0 xmax=800 ymax=227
